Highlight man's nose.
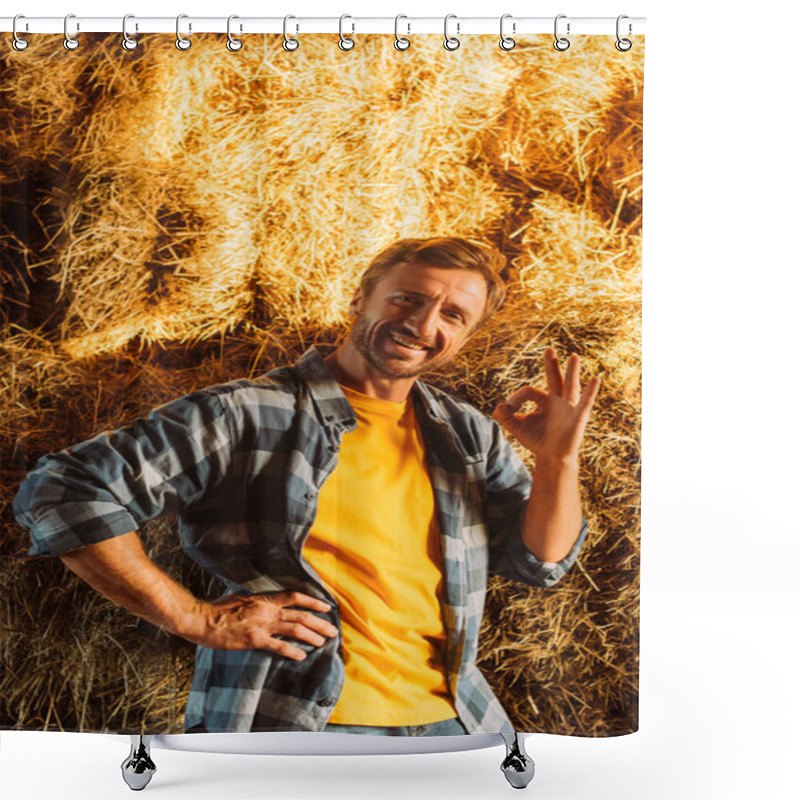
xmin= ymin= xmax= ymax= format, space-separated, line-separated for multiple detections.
xmin=405 ymin=304 xmax=438 ymax=339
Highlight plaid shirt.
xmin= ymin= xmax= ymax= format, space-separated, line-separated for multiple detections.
xmin=14 ymin=345 xmax=587 ymax=734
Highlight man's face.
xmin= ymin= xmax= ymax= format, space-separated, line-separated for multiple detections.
xmin=347 ymin=262 xmax=488 ymax=379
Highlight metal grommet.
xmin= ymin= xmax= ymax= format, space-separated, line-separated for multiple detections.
xmin=63 ymin=13 xmax=79 ymax=51
xmin=283 ymin=15 xmax=299 ymax=51
xmin=12 ymin=14 xmax=29 ymax=51
xmin=615 ymin=14 xmax=632 ymax=51
xmin=553 ymin=14 xmax=570 ymax=51
xmin=499 ymin=13 xmax=515 ymax=51
xmin=338 ymin=14 xmax=355 ymax=51
xmin=394 ymin=14 xmax=410 ymax=51
xmin=443 ymin=13 xmax=460 ymax=51
xmin=227 ymin=15 xmax=243 ymax=51
xmin=176 ymin=13 xmax=191 ymax=50
xmin=121 ymin=14 xmax=138 ymax=51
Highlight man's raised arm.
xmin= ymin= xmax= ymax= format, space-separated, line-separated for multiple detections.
xmin=491 ymin=347 xmax=600 ymax=571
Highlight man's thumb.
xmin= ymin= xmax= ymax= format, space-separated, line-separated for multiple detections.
xmin=493 ymin=403 xmax=512 ymax=422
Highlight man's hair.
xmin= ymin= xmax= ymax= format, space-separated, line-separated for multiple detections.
xmin=358 ymin=237 xmax=508 ymax=330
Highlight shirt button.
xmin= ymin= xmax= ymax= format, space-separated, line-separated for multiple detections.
xmin=304 ymin=492 xmax=315 ymax=501
xmin=318 ymin=698 xmax=336 ymax=707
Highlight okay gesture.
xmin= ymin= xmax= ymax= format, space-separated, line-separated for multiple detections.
xmin=492 ymin=347 xmax=601 ymax=462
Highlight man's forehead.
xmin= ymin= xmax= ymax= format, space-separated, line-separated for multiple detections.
xmin=382 ymin=262 xmax=487 ymax=305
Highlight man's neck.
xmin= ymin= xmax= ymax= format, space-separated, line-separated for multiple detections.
xmin=324 ymin=343 xmax=416 ymax=403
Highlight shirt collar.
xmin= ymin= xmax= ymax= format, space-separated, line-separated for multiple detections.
xmin=293 ymin=345 xmax=448 ymax=428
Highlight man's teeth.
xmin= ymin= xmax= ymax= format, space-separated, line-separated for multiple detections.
xmin=389 ymin=333 xmax=428 ymax=350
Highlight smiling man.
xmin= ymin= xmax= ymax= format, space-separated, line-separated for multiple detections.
xmin=14 ymin=236 xmax=599 ymax=737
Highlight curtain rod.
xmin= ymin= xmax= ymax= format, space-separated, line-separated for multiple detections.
xmin=1 ymin=16 xmax=646 ymax=36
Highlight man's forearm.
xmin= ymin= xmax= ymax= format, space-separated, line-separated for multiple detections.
xmin=59 ymin=531 xmax=200 ymax=637
xmin=59 ymin=530 xmax=340 ymax=657
xmin=520 ymin=456 xmax=583 ymax=563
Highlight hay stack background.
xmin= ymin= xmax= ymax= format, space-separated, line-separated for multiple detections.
xmin=0 ymin=33 xmax=643 ymax=735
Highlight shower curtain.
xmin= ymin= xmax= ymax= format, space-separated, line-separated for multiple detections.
xmin=0 ymin=31 xmax=643 ymax=738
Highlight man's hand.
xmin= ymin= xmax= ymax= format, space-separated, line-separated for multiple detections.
xmin=59 ymin=532 xmax=338 ymax=660
xmin=492 ymin=347 xmax=600 ymax=462
xmin=182 ymin=591 xmax=339 ymax=659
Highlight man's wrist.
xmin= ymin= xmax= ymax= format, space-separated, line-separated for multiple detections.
xmin=167 ymin=595 xmax=209 ymax=641
xmin=534 ymin=452 xmax=580 ymax=475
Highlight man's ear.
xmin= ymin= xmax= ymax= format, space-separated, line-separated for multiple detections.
xmin=348 ymin=286 xmax=365 ymax=317
xmin=462 ymin=318 xmax=485 ymax=343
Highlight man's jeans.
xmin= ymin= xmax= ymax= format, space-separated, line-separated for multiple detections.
xmin=322 ymin=717 xmax=468 ymax=736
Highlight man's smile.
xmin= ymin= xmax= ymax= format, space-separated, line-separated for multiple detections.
xmin=385 ymin=331 xmax=432 ymax=352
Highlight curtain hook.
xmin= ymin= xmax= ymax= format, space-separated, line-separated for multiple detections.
xmin=283 ymin=15 xmax=299 ymax=51
xmin=443 ymin=13 xmax=460 ymax=51
xmin=122 ymin=15 xmax=138 ymax=51
xmin=227 ymin=15 xmax=243 ymax=51
xmin=339 ymin=14 xmax=355 ymax=51
xmin=394 ymin=14 xmax=410 ymax=51
xmin=63 ymin=13 xmax=79 ymax=51
xmin=553 ymin=14 xmax=570 ymax=51
xmin=615 ymin=14 xmax=632 ymax=51
xmin=176 ymin=13 xmax=192 ymax=50
xmin=499 ymin=13 xmax=516 ymax=51
xmin=12 ymin=14 xmax=29 ymax=51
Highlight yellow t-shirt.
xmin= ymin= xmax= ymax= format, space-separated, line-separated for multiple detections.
xmin=301 ymin=383 xmax=457 ymax=725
